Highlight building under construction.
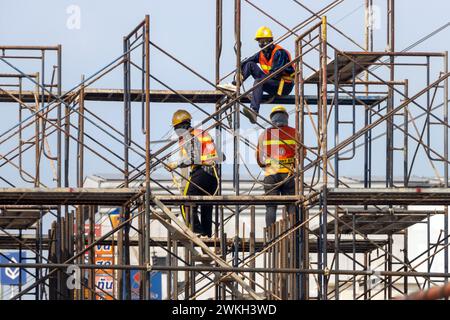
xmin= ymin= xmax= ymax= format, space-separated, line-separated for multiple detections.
xmin=0 ymin=0 xmax=449 ymax=300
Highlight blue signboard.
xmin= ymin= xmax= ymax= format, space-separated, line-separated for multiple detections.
xmin=0 ymin=252 xmax=26 ymax=285
xmin=128 ymin=270 xmax=162 ymax=300
xmin=150 ymin=271 xmax=162 ymax=300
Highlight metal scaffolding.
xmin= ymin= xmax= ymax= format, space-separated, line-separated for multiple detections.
xmin=0 ymin=0 xmax=449 ymax=300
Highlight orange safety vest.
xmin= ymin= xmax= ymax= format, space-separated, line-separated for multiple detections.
xmin=259 ymin=126 xmax=298 ymax=176
xmin=179 ymin=129 xmax=219 ymax=167
xmin=258 ymin=44 xmax=294 ymax=83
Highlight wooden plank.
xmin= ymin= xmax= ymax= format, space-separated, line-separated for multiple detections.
xmin=0 ymin=89 xmax=384 ymax=105
xmin=306 ymin=53 xmax=381 ymax=83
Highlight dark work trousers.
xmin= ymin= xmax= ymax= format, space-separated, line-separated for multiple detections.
xmin=242 ymin=61 xmax=294 ymax=113
xmin=183 ymin=167 xmax=218 ymax=237
xmin=263 ymin=173 xmax=296 ymax=227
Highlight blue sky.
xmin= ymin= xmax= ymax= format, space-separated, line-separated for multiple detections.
xmin=1 ymin=0 xmax=450 ymax=184
xmin=1 ymin=1 xmax=449 ymax=300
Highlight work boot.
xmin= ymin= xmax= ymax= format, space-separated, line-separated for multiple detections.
xmin=193 ymin=224 xmax=204 ymax=235
xmin=217 ymin=83 xmax=236 ymax=92
xmin=243 ymin=107 xmax=258 ymax=124
xmin=199 ymin=234 xmax=211 ymax=242
xmin=200 ymin=230 xmax=212 ymax=238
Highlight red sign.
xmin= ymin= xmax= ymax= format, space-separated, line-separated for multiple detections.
xmin=74 ymin=224 xmax=102 ymax=238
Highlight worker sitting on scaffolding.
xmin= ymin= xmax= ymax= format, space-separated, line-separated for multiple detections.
xmin=218 ymin=26 xmax=295 ymax=124
xmin=167 ymin=110 xmax=222 ymax=238
xmin=256 ymin=105 xmax=301 ymax=227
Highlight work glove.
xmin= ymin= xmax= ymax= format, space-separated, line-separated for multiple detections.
xmin=166 ymin=162 xmax=178 ymax=172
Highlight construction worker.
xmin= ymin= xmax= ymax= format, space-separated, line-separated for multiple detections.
xmin=219 ymin=26 xmax=295 ymax=124
xmin=167 ymin=110 xmax=222 ymax=237
xmin=256 ymin=105 xmax=301 ymax=227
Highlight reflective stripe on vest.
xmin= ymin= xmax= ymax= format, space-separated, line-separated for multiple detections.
xmin=261 ymin=126 xmax=298 ymax=175
xmin=263 ymin=139 xmax=296 ymax=146
xmin=258 ymin=44 xmax=294 ymax=82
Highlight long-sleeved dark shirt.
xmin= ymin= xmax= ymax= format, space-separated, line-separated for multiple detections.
xmin=243 ymin=45 xmax=294 ymax=79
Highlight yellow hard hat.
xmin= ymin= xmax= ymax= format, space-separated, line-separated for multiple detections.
xmin=172 ymin=109 xmax=192 ymax=127
xmin=255 ymin=26 xmax=273 ymax=40
xmin=270 ymin=105 xmax=288 ymax=118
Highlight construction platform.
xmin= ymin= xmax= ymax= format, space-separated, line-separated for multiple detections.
xmin=0 ymin=207 xmax=48 ymax=229
xmin=2 ymin=187 xmax=450 ymax=206
xmin=314 ymin=209 xmax=441 ymax=235
xmin=0 ymin=188 xmax=301 ymax=206
xmin=0 ymin=188 xmax=142 ymax=206
xmin=307 ymin=52 xmax=382 ymax=83
xmin=0 ymin=234 xmax=387 ymax=254
xmin=325 ymin=188 xmax=450 ymax=206
xmin=0 ymin=89 xmax=385 ymax=105
xmin=306 ymin=51 xmax=446 ymax=83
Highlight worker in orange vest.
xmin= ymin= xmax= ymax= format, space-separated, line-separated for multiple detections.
xmin=219 ymin=26 xmax=294 ymax=124
xmin=256 ymin=106 xmax=301 ymax=227
xmin=167 ymin=110 xmax=223 ymax=237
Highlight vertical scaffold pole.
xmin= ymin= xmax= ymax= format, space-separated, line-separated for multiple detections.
xmin=333 ymin=50 xmax=340 ymax=300
xmin=444 ymin=51 xmax=449 ymax=289
xmin=387 ymin=0 xmax=395 ymax=298
xmin=144 ymin=14 xmax=151 ymax=300
xmin=364 ymin=0 xmax=373 ymax=95
xmin=250 ymin=206 xmax=256 ymax=291
xmin=294 ymin=38 xmax=300 ymax=300
xmin=215 ymin=0 xmax=224 ymax=300
xmin=77 ymin=74 xmax=85 ymax=300
xmin=386 ymin=0 xmax=395 ymax=188
xmin=233 ymin=0 xmax=241 ymax=300
xmin=320 ymin=16 xmax=328 ymax=300
xmin=295 ymin=36 xmax=307 ymax=299
xmin=56 ymin=44 xmax=63 ymax=299
xmin=123 ymin=34 xmax=131 ymax=301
